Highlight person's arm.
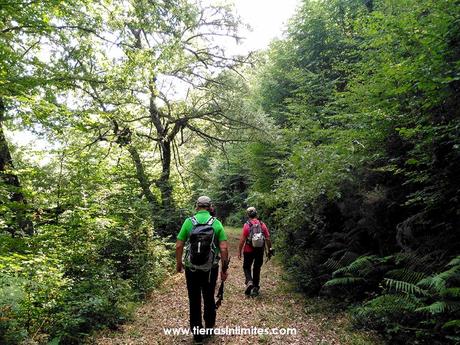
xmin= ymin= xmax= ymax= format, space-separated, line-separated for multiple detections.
xmin=175 ymin=218 xmax=191 ymax=273
xmin=262 ymin=222 xmax=274 ymax=256
xmin=265 ymin=238 xmax=272 ymax=251
xmin=215 ymin=220 xmax=229 ymax=281
xmin=238 ymin=224 xmax=248 ymax=260
xmin=175 ymin=240 xmax=185 ymax=273
xmin=219 ymin=240 xmax=229 ymax=281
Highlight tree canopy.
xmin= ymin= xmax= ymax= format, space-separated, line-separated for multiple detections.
xmin=1 ymin=0 xmax=460 ymax=344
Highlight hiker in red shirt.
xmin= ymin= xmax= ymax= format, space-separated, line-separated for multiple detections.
xmin=238 ymin=207 xmax=274 ymax=296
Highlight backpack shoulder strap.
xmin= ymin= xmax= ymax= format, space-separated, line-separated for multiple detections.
xmin=190 ymin=216 xmax=198 ymax=226
xmin=207 ymin=216 xmax=216 ymax=225
xmin=260 ymin=221 xmax=268 ymax=232
xmin=246 ymin=221 xmax=252 ymax=233
xmin=246 ymin=220 xmax=255 ymax=243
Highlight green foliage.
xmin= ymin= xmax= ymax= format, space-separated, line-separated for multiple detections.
xmin=384 ymin=279 xmax=428 ymax=297
xmin=324 ymin=277 xmax=365 ymax=287
xmin=201 ymin=0 xmax=460 ymax=343
xmin=0 ymin=213 xmax=173 ymax=344
xmin=350 ymin=257 xmax=460 ymax=343
xmin=386 ymin=268 xmax=428 ymax=285
xmin=351 ymin=294 xmax=423 ymax=342
xmin=333 ymin=255 xmax=383 ymax=277
xmin=0 ymin=253 xmax=68 ymax=344
xmin=2 ymin=0 xmax=460 ymax=343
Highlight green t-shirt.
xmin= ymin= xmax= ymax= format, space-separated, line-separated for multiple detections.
xmin=177 ymin=210 xmax=227 ymax=255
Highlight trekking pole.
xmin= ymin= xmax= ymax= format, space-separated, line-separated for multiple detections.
xmin=216 ymin=256 xmax=230 ymax=309
xmin=215 ymin=281 xmax=224 ymax=309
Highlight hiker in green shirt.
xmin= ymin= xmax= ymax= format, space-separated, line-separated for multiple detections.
xmin=176 ymin=196 xmax=229 ymax=344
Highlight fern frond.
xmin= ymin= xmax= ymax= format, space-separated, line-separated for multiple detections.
xmin=324 ymin=277 xmax=365 ymax=287
xmin=417 ymin=275 xmax=447 ymax=292
xmin=338 ymin=251 xmax=359 ymax=266
xmin=323 ymin=258 xmax=341 ymax=272
xmin=442 ymin=319 xmax=460 ymax=330
xmin=446 ymin=302 xmax=460 ymax=312
xmin=416 ymin=301 xmax=448 ymax=314
xmin=384 ymin=278 xmax=428 ymax=296
xmin=437 ymin=265 xmax=460 ymax=282
xmin=333 ymin=255 xmax=377 ymax=276
xmin=359 ymin=294 xmax=420 ymax=314
xmin=418 ymin=264 xmax=460 ymax=292
xmin=416 ymin=301 xmax=460 ymax=314
xmin=447 ymin=256 xmax=460 ymax=267
xmin=386 ymin=269 xmax=427 ymax=284
xmin=441 ymin=288 xmax=460 ymax=299
xmin=393 ymin=252 xmax=431 ymax=272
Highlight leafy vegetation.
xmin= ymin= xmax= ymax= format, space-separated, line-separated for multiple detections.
xmin=197 ymin=0 xmax=460 ymax=343
xmin=1 ymin=0 xmax=246 ymax=343
xmin=1 ymin=0 xmax=459 ymax=344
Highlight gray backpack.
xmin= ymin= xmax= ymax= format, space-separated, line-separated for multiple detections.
xmin=246 ymin=221 xmax=265 ymax=248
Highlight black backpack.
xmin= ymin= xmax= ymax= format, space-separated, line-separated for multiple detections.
xmin=187 ymin=216 xmax=217 ymax=270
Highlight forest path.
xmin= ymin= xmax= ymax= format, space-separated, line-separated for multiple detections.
xmin=94 ymin=227 xmax=378 ymax=345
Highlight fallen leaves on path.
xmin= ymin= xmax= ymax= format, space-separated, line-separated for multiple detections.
xmin=94 ymin=229 xmax=379 ymax=345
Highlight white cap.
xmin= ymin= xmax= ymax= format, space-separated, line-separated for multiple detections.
xmin=196 ymin=196 xmax=212 ymax=207
xmin=247 ymin=206 xmax=257 ymax=213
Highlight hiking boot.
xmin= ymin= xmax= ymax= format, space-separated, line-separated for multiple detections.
xmin=245 ymin=281 xmax=253 ymax=295
xmin=203 ymin=333 xmax=214 ymax=341
xmin=203 ymin=327 xmax=214 ymax=340
xmin=193 ymin=335 xmax=204 ymax=344
xmin=250 ymin=286 xmax=260 ymax=297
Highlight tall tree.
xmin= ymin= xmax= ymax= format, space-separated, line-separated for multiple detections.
xmin=58 ymin=0 xmax=253 ymax=235
xmin=0 ymin=0 xmax=101 ymax=235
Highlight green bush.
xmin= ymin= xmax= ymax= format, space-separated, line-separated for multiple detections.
xmin=0 ymin=211 xmax=174 ymax=344
xmin=50 ymin=275 xmax=134 ymax=344
xmin=0 ymin=276 xmax=28 ymax=344
xmin=0 ymin=253 xmax=69 ymax=344
xmin=225 ymin=210 xmax=247 ymax=227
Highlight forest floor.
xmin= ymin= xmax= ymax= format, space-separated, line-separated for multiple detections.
xmin=93 ymin=227 xmax=381 ymax=345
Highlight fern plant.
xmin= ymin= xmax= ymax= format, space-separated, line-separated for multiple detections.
xmin=323 ymin=255 xmax=393 ymax=300
xmin=415 ymin=256 xmax=460 ymax=321
xmin=354 ymin=255 xmax=460 ymax=343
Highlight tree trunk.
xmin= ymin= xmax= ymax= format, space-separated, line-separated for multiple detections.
xmin=0 ymin=98 xmax=34 ymax=236
xmin=128 ymin=143 xmax=177 ymax=236
xmin=154 ymin=140 xmax=178 ymax=236
xmin=157 ymin=140 xmax=173 ymax=211
xmin=127 ymin=144 xmax=160 ymax=224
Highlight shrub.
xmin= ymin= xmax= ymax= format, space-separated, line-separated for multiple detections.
xmin=0 ymin=211 xmax=174 ymax=344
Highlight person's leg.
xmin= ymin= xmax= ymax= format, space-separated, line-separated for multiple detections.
xmin=202 ymin=266 xmax=219 ymax=330
xmin=185 ymin=268 xmax=203 ymax=337
xmin=252 ymin=248 xmax=264 ymax=288
xmin=243 ymin=251 xmax=255 ymax=284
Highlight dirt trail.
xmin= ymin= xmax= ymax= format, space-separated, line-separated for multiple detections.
xmin=94 ymin=227 xmax=378 ymax=345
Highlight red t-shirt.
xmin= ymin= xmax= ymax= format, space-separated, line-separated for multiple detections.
xmin=242 ymin=219 xmax=270 ymax=253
